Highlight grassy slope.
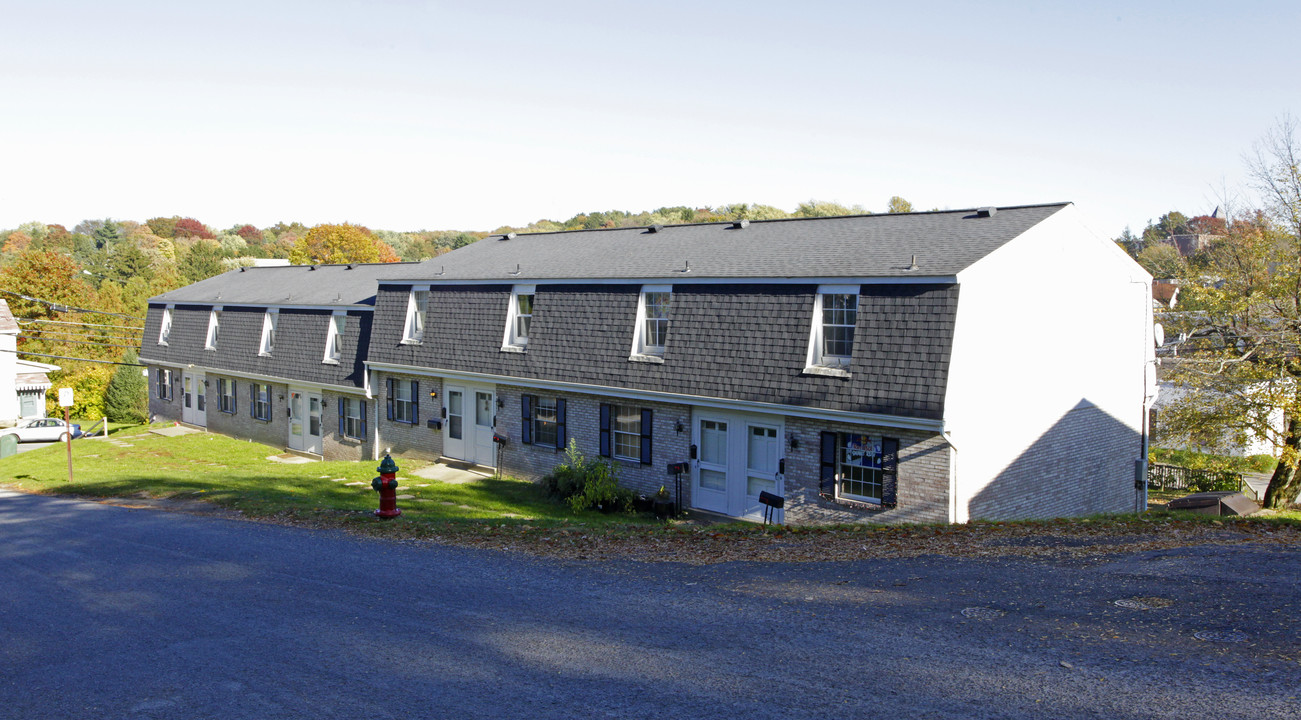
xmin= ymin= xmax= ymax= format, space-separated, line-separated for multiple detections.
xmin=1 ymin=426 xmax=652 ymax=527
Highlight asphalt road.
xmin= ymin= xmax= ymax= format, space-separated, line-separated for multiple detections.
xmin=1 ymin=489 xmax=1297 ymax=720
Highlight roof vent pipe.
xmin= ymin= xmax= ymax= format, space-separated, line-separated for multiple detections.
xmin=648 ymin=224 xmax=664 ymax=233
xmin=975 ymin=207 xmax=997 ymax=218
xmin=906 ymin=254 xmax=919 ymax=271
xmin=732 ymin=219 xmax=749 ymax=229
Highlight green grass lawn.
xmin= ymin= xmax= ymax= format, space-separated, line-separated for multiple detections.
xmin=1 ymin=425 xmax=658 ymax=530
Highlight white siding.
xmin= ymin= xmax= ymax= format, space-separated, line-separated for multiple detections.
xmin=944 ymin=205 xmax=1154 ymax=522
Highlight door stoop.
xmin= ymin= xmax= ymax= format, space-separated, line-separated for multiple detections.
xmin=434 ymin=457 xmax=496 ymax=477
xmin=282 ymin=447 xmax=323 ymax=461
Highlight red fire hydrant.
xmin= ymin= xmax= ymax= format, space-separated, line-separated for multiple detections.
xmin=371 ymin=453 xmax=402 ymax=519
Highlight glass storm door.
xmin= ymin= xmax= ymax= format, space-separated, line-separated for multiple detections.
xmin=743 ymin=423 xmax=782 ymax=521
xmin=473 ymin=389 xmax=496 ymax=467
xmin=289 ymin=391 xmax=306 ymax=451
xmin=305 ymin=393 xmax=323 ymax=455
xmin=692 ymin=417 xmax=730 ymax=514
xmin=443 ymin=387 xmax=466 ymax=461
xmin=182 ymin=372 xmax=206 ymax=426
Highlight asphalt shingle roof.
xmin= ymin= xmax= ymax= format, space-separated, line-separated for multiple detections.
xmin=392 ymin=204 xmax=1067 ymax=282
xmin=149 ymin=263 xmax=419 ymax=307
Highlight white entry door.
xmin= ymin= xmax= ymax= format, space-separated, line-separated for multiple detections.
xmin=288 ymin=390 xmax=324 ymax=455
xmin=443 ymin=384 xmax=496 ymax=467
xmin=691 ymin=411 xmax=784 ymax=521
xmin=182 ymin=372 xmax=206 ymax=427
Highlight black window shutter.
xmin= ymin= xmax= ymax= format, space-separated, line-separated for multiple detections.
xmin=555 ymin=398 xmax=567 ymax=450
xmin=599 ymin=404 xmax=611 ymax=457
xmin=266 ymin=387 xmax=272 ymax=420
xmin=639 ymin=408 xmax=653 ymax=464
xmin=386 ymin=378 xmax=394 ymax=421
xmin=521 ymin=395 xmax=533 ymax=445
xmin=360 ymin=401 xmax=367 ymax=437
xmin=231 ymin=380 xmax=236 ymax=414
xmin=819 ymin=431 xmax=838 ymax=496
xmin=250 ymin=383 xmax=256 ymax=418
xmin=338 ymin=398 xmax=345 ymax=435
xmin=881 ymin=437 xmax=899 ymax=507
xmin=411 ymin=381 xmax=419 ymax=424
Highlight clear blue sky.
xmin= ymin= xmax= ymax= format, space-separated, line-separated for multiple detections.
xmin=2 ymin=0 xmax=1297 ymax=240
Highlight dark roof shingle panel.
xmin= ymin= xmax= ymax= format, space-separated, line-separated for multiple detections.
xmin=368 ymin=283 xmax=959 ymax=420
xmin=150 ymin=263 xmax=419 ymax=307
xmin=392 ymin=204 xmax=1065 ymax=282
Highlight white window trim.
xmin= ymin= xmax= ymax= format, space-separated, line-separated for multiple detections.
xmin=401 ymin=286 xmax=429 ymax=344
xmin=835 ymin=432 xmax=884 ymax=505
xmin=158 ymin=305 xmax=174 ymax=346
xmin=629 ymin=285 xmax=670 ymax=363
xmin=501 ymin=285 xmax=535 ymax=353
xmin=803 ymin=285 xmax=857 ymax=377
xmin=323 ymin=311 xmax=346 ymax=364
xmin=204 ymin=306 xmax=223 ymax=351
xmin=259 ymin=310 xmax=278 ymax=356
xmin=343 ymin=397 xmax=365 ymax=439
xmin=612 ymin=404 xmax=641 ymax=462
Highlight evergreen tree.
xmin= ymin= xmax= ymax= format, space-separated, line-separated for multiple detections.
xmin=104 ymin=350 xmax=149 ymax=424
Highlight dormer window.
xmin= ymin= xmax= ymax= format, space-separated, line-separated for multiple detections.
xmin=205 ymin=307 xmax=222 ymax=350
xmin=158 ymin=305 xmax=173 ymax=346
xmin=259 ymin=310 xmax=278 ymax=356
xmin=502 ymin=285 xmax=535 ymax=352
xmin=324 ymin=312 xmax=346 ymax=364
xmin=804 ymin=286 xmax=857 ymax=375
xmin=630 ymin=285 xmax=670 ymax=361
xmin=402 ymin=287 xmax=428 ymax=344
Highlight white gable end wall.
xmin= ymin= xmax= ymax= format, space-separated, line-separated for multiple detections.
xmin=944 ymin=205 xmax=1153 ymax=522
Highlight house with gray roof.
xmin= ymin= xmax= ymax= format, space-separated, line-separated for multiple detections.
xmin=0 ymin=299 xmax=60 ymax=425
xmin=139 ymin=263 xmax=416 ymax=460
xmin=364 ymin=203 xmax=1157 ymax=523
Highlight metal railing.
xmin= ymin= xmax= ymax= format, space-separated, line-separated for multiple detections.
xmin=1148 ymin=462 xmax=1245 ymax=495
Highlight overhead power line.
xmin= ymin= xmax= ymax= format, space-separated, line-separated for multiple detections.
xmin=17 ymin=318 xmax=143 ymax=332
xmin=6 ymin=348 xmax=145 ymax=367
xmin=18 ymin=335 xmax=142 ymax=350
xmin=20 ymin=329 xmax=145 ymax=342
xmin=0 ymin=289 xmax=142 ymax=321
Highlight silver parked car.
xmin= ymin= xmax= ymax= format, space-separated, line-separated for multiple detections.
xmin=0 ymin=418 xmax=82 ymax=442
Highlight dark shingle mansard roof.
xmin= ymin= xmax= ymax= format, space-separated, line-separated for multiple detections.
xmin=149 ymin=262 xmax=419 ymax=307
xmin=391 ymin=204 xmax=1068 ymax=282
xmin=140 ymin=305 xmax=372 ymax=390
xmin=368 ymin=283 xmax=958 ymax=420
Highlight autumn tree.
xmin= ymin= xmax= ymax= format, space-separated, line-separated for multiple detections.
xmin=793 ymin=200 xmax=868 ymax=218
xmin=289 ymin=223 xmax=399 ymax=265
xmin=1160 ymin=117 xmax=1301 ymax=508
xmin=146 ymin=216 xmax=179 ymax=239
xmin=181 ymin=240 xmax=226 ymax=283
xmin=1135 ymin=243 xmax=1187 ymax=279
xmin=173 ymin=217 xmax=215 ymax=240
xmin=104 ymin=350 xmax=149 ymax=423
xmin=886 ymin=196 xmax=914 ymax=213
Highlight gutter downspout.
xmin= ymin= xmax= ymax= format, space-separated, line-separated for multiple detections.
xmin=942 ymin=428 xmax=959 ymax=523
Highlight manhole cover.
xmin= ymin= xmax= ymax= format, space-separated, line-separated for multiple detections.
xmin=961 ymin=607 xmax=1005 ymax=620
xmin=1114 ymin=597 xmax=1174 ymax=610
xmin=1194 ymin=630 xmax=1249 ymax=643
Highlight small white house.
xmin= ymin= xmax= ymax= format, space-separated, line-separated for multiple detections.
xmin=0 ymin=300 xmax=59 ymax=426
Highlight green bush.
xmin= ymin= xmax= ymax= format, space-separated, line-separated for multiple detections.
xmin=540 ymin=440 xmax=632 ymax=513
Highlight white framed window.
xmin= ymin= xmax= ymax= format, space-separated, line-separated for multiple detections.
xmin=837 ymin=433 xmax=883 ymax=502
xmin=402 ymin=287 xmax=429 ymax=344
xmin=343 ymin=397 xmax=366 ymax=439
xmin=630 ymin=285 xmax=671 ymax=360
xmin=324 ymin=312 xmax=346 ymax=363
xmin=158 ymin=305 xmax=173 ymax=346
xmin=502 ymin=285 xmax=535 ymax=351
xmin=804 ymin=286 xmax=858 ymax=373
xmin=534 ymin=396 xmax=558 ymax=447
xmin=394 ymin=380 xmax=415 ymax=423
xmin=613 ymin=405 xmax=641 ymax=461
xmin=205 ymin=307 xmax=223 ymax=350
xmin=156 ymin=368 xmax=173 ymax=400
xmin=217 ymin=378 xmax=236 ymax=414
xmin=251 ymin=382 xmax=272 ymax=421
xmin=259 ymin=310 xmax=278 ymax=356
